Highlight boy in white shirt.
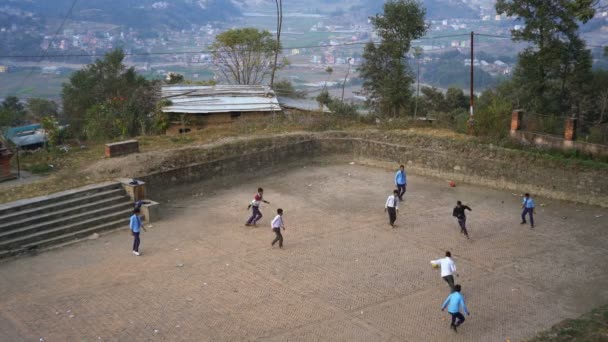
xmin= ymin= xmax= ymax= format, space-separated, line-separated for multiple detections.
xmin=431 ymin=251 xmax=458 ymax=291
xmin=271 ymin=208 xmax=285 ymax=248
xmin=384 ymin=189 xmax=400 ymax=227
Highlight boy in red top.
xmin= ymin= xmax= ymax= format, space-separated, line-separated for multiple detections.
xmin=245 ymin=187 xmax=270 ymax=226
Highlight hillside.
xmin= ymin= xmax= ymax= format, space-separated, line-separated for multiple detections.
xmin=0 ymin=0 xmax=240 ymax=30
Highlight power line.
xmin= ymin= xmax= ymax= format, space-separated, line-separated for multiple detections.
xmin=14 ymin=0 xmax=80 ymax=89
xmin=0 ymin=33 xmax=472 ymax=59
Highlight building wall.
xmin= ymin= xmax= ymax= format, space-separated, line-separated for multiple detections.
xmin=166 ymin=111 xmax=273 ymax=135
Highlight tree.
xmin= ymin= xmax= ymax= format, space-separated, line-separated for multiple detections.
xmin=166 ymin=72 xmax=185 ymax=84
xmin=495 ymin=0 xmax=596 ymax=116
xmin=62 ymin=49 xmax=157 ymax=139
xmin=358 ymin=0 xmax=427 ymax=116
xmin=445 ymin=87 xmax=468 ymax=112
xmin=211 ymin=28 xmax=279 ymax=85
xmin=270 ymin=0 xmax=283 ymax=88
xmin=1 ymin=96 xmax=26 ymax=127
xmin=273 ymin=79 xmax=305 ymax=98
xmin=27 ymin=98 xmax=58 ymax=119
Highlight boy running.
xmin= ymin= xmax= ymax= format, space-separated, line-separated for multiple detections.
xmin=394 ymin=165 xmax=407 ymax=201
xmin=452 ymin=201 xmax=472 ymax=239
xmin=441 ymin=284 xmax=470 ymax=332
xmin=384 ymin=189 xmax=400 ymax=227
xmin=521 ymin=193 xmax=535 ymax=228
xmin=431 ymin=251 xmax=458 ymax=291
xmin=246 ymin=187 xmax=270 ymax=226
xmin=271 ymin=208 xmax=285 ymax=248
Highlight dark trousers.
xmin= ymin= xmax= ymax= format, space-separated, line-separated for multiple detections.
xmin=247 ymin=206 xmax=263 ymax=225
xmin=443 ymin=275 xmax=455 ymax=291
xmin=387 ymin=207 xmax=397 ymax=225
xmin=397 ymin=184 xmax=406 ymax=200
xmin=521 ymin=207 xmax=534 ymax=227
xmin=272 ymin=228 xmax=283 ymax=248
xmin=132 ymin=231 xmax=140 ymax=252
xmin=457 ymin=217 xmax=469 ymax=237
xmin=450 ymin=312 xmax=465 ymax=327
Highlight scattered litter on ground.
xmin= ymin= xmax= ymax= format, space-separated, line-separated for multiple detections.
xmin=88 ymin=233 xmax=100 ymax=240
xmin=595 ymin=215 xmax=603 ymax=218
xmin=175 ymin=248 xmax=179 ymax=251
xmin=540 ymin=203 xmax=546 ymax=207
xmin=153 ymin=329 xmax=159 ymax=334
xmin=349 ymin=162 xmax=355 ymax=165
xmin=562 ymin=216 xmax=568 ymax=219
xmin=226 ymin=263 xmax=230 ymax=266
xmin=175 ymin=325 xmax=180 ymax=328
xmin=347 ymin=173 xmax=352 ymax=177
xmin=186 ymin=298 xmax=194 ymax=302
xmin=147 ymin=225 xmax=153 ymax=229
xmin=176 ymin=263 xmax=184 ymax=268
xmin=68 ymin=314 xmax=75 ymax=318
xmin=308 ymin=184 xmax=312 ymax=187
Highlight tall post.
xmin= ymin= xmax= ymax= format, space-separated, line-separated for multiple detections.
xmin=468 ymin=31 xmax=475 ymax=134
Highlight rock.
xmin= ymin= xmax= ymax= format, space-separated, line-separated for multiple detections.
xmin=153 ymin=329 xmax=159 ymax=334
xmin=453 ymin=165 xmax=461 ymax=171
xmin=176 ymin=263 xmax=184 ymax=268
xmin=88 ymin=233 xmax=100 ymax=240
xmin=349 ymin=162 xmax=355 ymax=165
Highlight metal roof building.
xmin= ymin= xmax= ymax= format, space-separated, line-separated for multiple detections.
xmin=161 ymin=85 xmax=281 ymax=114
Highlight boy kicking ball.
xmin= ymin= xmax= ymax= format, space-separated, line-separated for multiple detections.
xmin=271 ymin=208 xmax=285 ymax=248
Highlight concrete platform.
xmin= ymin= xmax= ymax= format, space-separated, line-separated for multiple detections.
xmin=0 ymin=163 xmax=606 ymax=341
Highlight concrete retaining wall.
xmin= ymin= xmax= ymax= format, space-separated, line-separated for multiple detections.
xmin=138 ymin=131 xmax=608 ymax=207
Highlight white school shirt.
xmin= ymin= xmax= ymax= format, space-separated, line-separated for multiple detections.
xmin=431 ymin=257 xmax=456 ymax=277
xmin=271 ymin=214 xmax=284 ymax=229
xmin=385 ymin=195 xmax=399 ymax=209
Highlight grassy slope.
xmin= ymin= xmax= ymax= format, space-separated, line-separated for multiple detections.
xmin=526 ymin=305 xmax=608 ymax=342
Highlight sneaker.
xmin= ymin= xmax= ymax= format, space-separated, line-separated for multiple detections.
xmin=451 ymin=324 xmax=458 ymax=333
xmin=245 ymin=223 xmax=252 ymax=227
xmin=520 ymin=221 xmax=526 ymax=225
xmin=132 ymin=251 xmax=140 ymax=256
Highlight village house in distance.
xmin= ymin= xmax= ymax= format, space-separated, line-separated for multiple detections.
xmin=161 ymin=85 xmax=282 ymax=134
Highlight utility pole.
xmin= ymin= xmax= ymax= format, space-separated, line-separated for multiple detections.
xmin=413 ymin=47 xmax=422 ymax=119
xmin=468 ymin=31 xmax=475 ymax=134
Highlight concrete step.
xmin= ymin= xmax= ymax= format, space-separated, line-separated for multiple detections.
xmin=0 ymin=218 xmax=129 ymax=260
xmin=0 ymin=188 xmax=127 ymax=225
xmin=0 ymin=195 xmax=130 ymax=233
xmin=0 ymin=204 xmax=134 ymax=245
xmin=0 ymin=209 xmax=133 ymax=250
xmin=0 ymin=182 xmax=122 ymax=217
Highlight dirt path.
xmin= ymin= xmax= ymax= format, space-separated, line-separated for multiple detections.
xmin=0 ymin=163 xmax=607 ymax=341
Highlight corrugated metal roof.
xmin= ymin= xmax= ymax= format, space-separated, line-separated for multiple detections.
xmin=161 ymin=85 xmax=281 ymax=114
xmin=277 ymin=96 xmax=330 ymax=113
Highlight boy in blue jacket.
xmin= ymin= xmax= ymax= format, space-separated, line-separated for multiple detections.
xmin=441 ymin=284 xmax=470 ymax=332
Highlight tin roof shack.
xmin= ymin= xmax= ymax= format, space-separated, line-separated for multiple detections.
xmin=161 ymin=85 xmax=282 ymax=134
xmin=4 ymin=124 xmax=47 ymax=150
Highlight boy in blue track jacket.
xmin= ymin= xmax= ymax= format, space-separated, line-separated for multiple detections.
xmin=441 ymin=284 xmax=470 ymax=332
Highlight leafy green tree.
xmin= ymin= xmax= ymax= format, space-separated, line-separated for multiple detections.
xmin=273 ymin=79 xmax=305 ymax=98
xmin=27 ymin=98 xmax=59 ymax=119
xmin=1 ymin=96 xmax=26 ymax=126
xmin=445 ymin=87 xmax=468 ymax=112
xmin=166 ymin=72 xmax=185 ymax=84
xmin=62 ymin=49 xmax=157 ymax=139
xmin=41 ymin=116 xmax=61 ymax=148
xmin=496 ymin=0 xmax=596 ymax=116
xmin=420 ymin=86 xmax=446 ymax=114
xmin=211 ymin=28 xmax=279 ymax=85
xmin=359 ymin=0 xmax=427 ymax=116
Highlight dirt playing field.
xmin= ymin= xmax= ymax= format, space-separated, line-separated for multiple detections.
xmin=1 ymin=162 xmax=607 ymax=341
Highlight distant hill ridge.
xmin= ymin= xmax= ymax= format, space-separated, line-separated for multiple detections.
xmin=0 ymin=0 xmax=241 ymax=29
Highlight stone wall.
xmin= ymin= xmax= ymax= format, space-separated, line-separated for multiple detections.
xmin=138 ymin=131 xmax=608 ymax=207
xmin=105 ymin=140 xmax=139 ymax=158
